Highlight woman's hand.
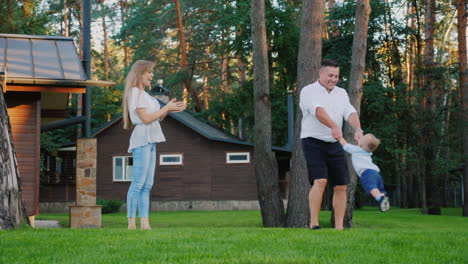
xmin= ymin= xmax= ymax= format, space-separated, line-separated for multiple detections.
xmin=165 ymin=98 xmax=186 ymax=113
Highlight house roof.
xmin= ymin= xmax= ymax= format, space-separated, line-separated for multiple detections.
xmin=93 ymin=100 xmax=290 ymax=153
xmin=0 ymin=34 xmax=114 ymax=87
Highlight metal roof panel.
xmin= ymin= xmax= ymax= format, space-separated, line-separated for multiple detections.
xmin=0 ymin=38 xmax=6 ymax=73
xmin=6 ymin=38 xmax=34 ymax=78
xmin=56 ymin=40 xmax=86 ymax=80
xmin=0 ymin=34 xmax=86 ymax=81
xmin=32 ymin=39 xmax=63 ymax=79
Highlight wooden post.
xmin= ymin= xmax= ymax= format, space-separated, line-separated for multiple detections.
xmin=1 ymin=71 xmax=6 ymax=93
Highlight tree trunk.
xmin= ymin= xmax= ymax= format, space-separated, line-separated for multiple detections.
xmin=424 ymin=0 xmax=441 ymax=215
xmin=401 ymin=141 xmax=409 ymax=208
xmin=174 ymin=0 xmax=202 ymax=112
xmin=4 ymin=0 xmax=16 ymax=32
xmin=77 ymin=1 xmax=83 ymax=138
xmin=237 ymin=52 xmax=247 ymax=140
xmin=99 ymin=0 xmax=109 ymax=81
xmin=405 ymin=2 xmax=415 ymax=92
xmin=20 ymin=0 xmax=33 ymax=28
xmin=0 ymin=90 xmax=28 ymax=229
xmin=120 ymin=0 xmax=131 ymax=67
xmin=285 ymin=0 xmax=325 ymax=228
xmin=236 ymin=46 xmax=247 ymax=140
xmin=342 ymin=0 xmax=370 ymax=229
xmin=456 ymin=0 xmax=468 ymax=217
xmin=202 ymin=46 xmax=211 ymax=110
xmin=174 ymin=0 xmax=188 ymax=103
xmin=327 ymin=0 xmax=340 ymax=38
xmin=250 ymin=0 xmax=285 ymax=227
xmin=222 ymin=55 xmax=230 ymax=92
xmin=63 ymin=0 xmax=69 ymax=36
xmin=410 ymin=0 xmax=427 ymax=210
xmin=383 ymin=0 xmax=404 ymax=88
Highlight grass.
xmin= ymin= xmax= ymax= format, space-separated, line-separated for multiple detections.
xmin=1 ymin=207 xmax=467 ymax=264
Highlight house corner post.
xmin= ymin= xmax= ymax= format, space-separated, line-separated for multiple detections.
xmin=69 ymin=138 xmax=102 ymax=228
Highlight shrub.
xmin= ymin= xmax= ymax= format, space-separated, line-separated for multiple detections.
xmin=97 ymin=199 xmax=125 ymax=214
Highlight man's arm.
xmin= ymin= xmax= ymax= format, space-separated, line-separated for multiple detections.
xmin=316 ymin=107 xmax=342 ymax=139
xmin=347 ymin=112 xmax=363 ymax=141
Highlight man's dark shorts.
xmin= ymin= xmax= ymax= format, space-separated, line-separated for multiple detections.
xmin=302 ymin=137 xmax=349 ymax=186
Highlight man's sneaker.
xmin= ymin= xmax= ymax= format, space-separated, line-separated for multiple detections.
xmin=309 ymin=225 xmax=321 ymax=230
xmin=379 ymin=196 xmax=390 ymax=212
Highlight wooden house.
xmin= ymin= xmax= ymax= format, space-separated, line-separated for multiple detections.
xmin=40 ymin=101 xmax=291 ymax=210
xmin=0 ymin=34 xmax=112 ymax=218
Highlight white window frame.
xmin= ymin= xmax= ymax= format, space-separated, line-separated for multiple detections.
xmin=113 ymin=156 xmax=133 ymax=182
xmin=160 ymin=154 xmax=183 ymax=165
xmin=226 ymin=152 xmax=250 ymax=164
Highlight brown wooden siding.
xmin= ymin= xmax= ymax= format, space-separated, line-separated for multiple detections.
xmin=95 ymin=117 xmax=258 ymax=201
xmin=96 ymin=120 xmax=133 ymax=201
xmin=6 ymin=92 xmax=41 ymax=216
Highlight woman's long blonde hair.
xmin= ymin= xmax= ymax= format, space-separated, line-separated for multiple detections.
xmin=122 ymin=60 xmax=155 ymax=129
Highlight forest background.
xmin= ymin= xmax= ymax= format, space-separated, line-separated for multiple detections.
xmin=1 ymin=0 xmax=467 ymax=223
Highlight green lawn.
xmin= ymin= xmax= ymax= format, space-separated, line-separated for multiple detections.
xmin=1 ymin=208 xmax=467 ymax=264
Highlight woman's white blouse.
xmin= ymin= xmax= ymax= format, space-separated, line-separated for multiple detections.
xmin=127 ymin=87 xmax=166 ymax=153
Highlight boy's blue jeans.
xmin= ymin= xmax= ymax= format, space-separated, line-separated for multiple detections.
xmin=360 ymin=169 xmax=387 ymax=195
xmin=127 ymin=143 xmax=156 ymax=218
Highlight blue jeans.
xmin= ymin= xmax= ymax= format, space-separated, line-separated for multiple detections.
xmin=127 ymin=143 xmax=156 ymax=218
xmin=360 ymin=169 xmax=387 ymax=195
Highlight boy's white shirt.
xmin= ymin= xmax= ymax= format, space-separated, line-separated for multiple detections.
xmin=342 ymin=143 xmax=380 ymax=177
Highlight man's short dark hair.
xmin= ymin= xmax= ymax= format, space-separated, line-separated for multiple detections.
xmin=321 ymin=59 xmax=339 ymax=68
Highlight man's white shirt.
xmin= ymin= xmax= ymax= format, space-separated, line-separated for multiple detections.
xmin=299 ymin=81 xmax=356 ymax=142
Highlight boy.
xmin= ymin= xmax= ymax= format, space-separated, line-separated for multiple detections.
xmin=338 ymin=133 xmax=390 ymax=212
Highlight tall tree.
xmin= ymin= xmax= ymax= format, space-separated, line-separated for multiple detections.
xmin=286 ymin=0 xmax=325 ymax=228
xmin=20 ymin=0 xmax=34 ymax=25
xmin=0 ymin=0 xmax=16 ymax=32
xmin=327 ymin=0 xmax=340 ymax=38
xmin=0 ymin=0 xmax=48 ymax=34
xmin=174 ymin=0 xmax=202 ymax=112
xmin=76 ymin=0 xmax=84 ymax=138
xmin=343 ymin=0 xmax=371 ymax=228
xmin=62 ymin=0 xmax=70 ymax=36
xmin=250 ymin=0 xmax=285 ymax=227
xmin=457 ymin=0 xmax=468 ymax=217
xmin=119 ymin=0 xmax=131 ymax=68
xmin=410 ymin=0 xmax=427 ymax=211
xmin=97 ymin=0 xmax=110 ymax=81
xmin=423 ymin=0 xmax=441 ymax=214
xmin=0 ymin=91 xmax=28 ymax=229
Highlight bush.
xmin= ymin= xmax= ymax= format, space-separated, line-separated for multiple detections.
xmin=97 ymin=199 xmax=125 ymax=214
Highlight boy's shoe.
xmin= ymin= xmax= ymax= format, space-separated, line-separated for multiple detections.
xmin=309 ymin=225 xmax=321 ymax=230
xmin=378 ymin=196 xmax=390 ymax=212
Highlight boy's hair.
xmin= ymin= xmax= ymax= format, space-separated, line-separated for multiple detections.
xmin=321 ymin=59 xmax=339 ymax=68
xmin=366 ymin=134 xmax=381 ymax=152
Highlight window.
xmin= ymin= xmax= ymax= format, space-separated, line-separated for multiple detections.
xmin=160 ymin=154 xmax=183 ymax=165
xmin=113 ymin=156 xmax=133 ymax=181
xmin=226 ymin=152 xmax=250 ymax=164
xmin=56 ymin=157 xmax=63 ymax=174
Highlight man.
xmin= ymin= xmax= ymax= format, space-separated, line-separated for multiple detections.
xmin=299 ymin=59 xmax=363 ymax=230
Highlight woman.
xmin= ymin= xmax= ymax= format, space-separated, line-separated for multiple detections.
xmin=122 ymin=60 xmax=186 ymax=229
